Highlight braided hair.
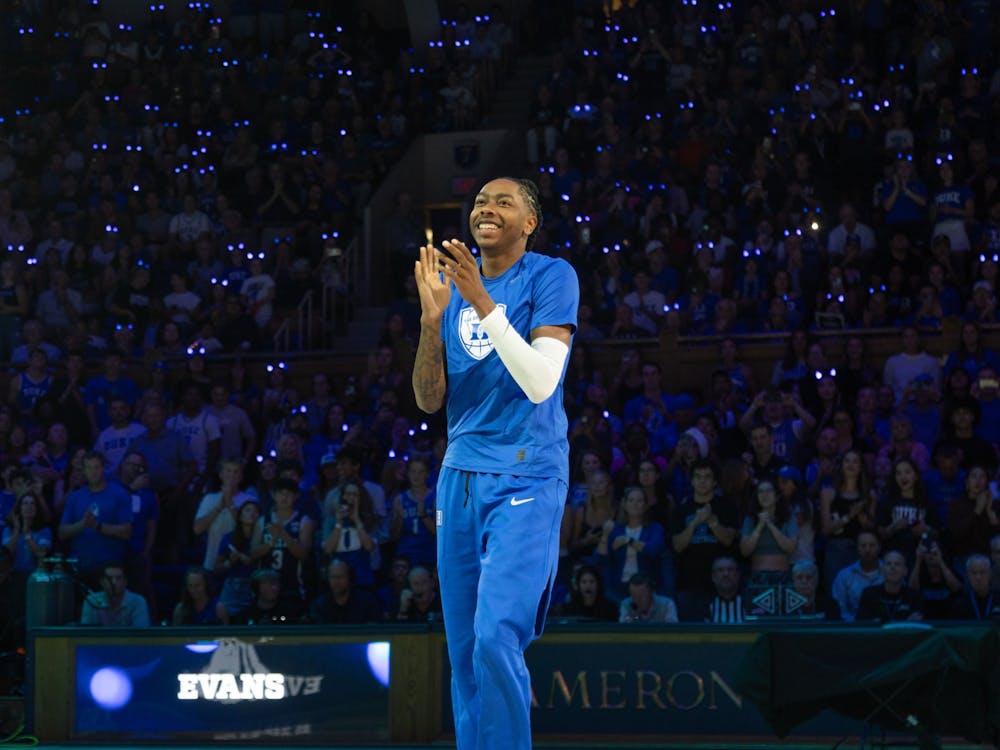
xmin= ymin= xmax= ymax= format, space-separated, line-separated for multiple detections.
xmin=498 ymin=176 xmax=543 ymax=251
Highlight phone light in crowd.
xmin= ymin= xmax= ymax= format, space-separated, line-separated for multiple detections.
xmin=717 ymin=1 xmax=733 ymax=9
xmin=699 ymin=24 xmax=717 ymax=34
xmin=680 ymin=101 xmax=695 ymax=110
xmin=615 ymin=72 xmax=630 ymax=82
xmin=25 ymin=257 xmax=37 ymax=266
xmin=388 ymin=450 xmax=397 ymax=459
xmin=227 ymin=242 xmax=246 ymax=253
xmin=574 ymin=215 xmax=591 ymax=224
xmin=815 ymin=368 xmax=837 ymax=380
xmin=186 ymin=343 xmax=206 ymax=356
xmin=644 ymin=112 xmax=663 ymax=121
xmin=124 ymin=144 xmax=142 ymax=152
xmin=342 ymin=424 xmax=349 ymax=433
xmin=117 ymin=23 xmax=133 ymax=32
xmin=783 ymin=228 xmax=803 ymax=238
xmin=681 ymin=0 xmax=697 ymax=5
xmin=961 ymin=68 xmax=979 ymax=77
xmin=979 ymin=254 xmax=1000 ymax=264
xmin=420 ymin=422 xmax=428 ymax=431
xmin=742 ymin=248 xmax=762 ymax=258
xmin=209 ymin=277 xmax=229 ymax=287
xmin=819 ymin=8 xmax=836 ymax=17
xmin=197 ymin=165 xmax=215 ymax=175
xmin=246 ymin=251 xmax=266 ymax=261
xmin=539 ymin=165 xmax=555 ymax=174
xmin=428 ymin=40 xmax=444 ymax=48
xmin=18 ymin=27 xmax=35 ymax=35
xmin=53 ymin=31 xmax=70 ymax=38
xmin=582 ymin=49 xmax=599 ymax=57
xmin=149 ymin=3 xmax=165 ymax=9
xmin=895 ymin=152 xmax=913 ymax=162
xmin=255 ymin=454 xmax=264 ymax=463
xmin=453 ymin=40 xmax=471 ymax=48
xmin=91 ymin=143 xmax=109 ymax=151
xmin=115 ymin=323 xmax=134 ymax=332
xmin=474 ymin=14 xmax=490 ymax=22
xmin=825 ymin=294 xmax=844 ymax=304
xmin=6 ymin=245 xmax=24 ymax=253
xmin=869 ymin=284 xmax=886 ymax=294
xmin=407 ymin=66 xmax=425 ymax=74
xmin=232 ymin=119 xmax=251 ymax=128
xmin=173 ymin=163 xmax=189 ymax=174
xmin=266 ymin=362 xmax=287 ymax=373
xmin=794 ymin=83 xmax=811 ymax=92
xmin=936 ymin=153 xmax=954 ymax=165
xmin=91 ymin=61 xmax=108 ymax=69
xmin=143 ymin=103 xmax=160 ymax=112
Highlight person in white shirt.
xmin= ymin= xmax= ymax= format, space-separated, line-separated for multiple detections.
xmin=193 ymin=459 xmax=256 ymax=571
xmin=163 ymin=272 xmax=202 ymax=326
xmin=827 ymin=202 xmax=877 ymax=257
xmin=622 ymin=268 xmax=665 ymax=335
xmin=882 ymin=325 xmax=942 ymax=405
xmin=94 ymin=397 xmax=146 ymax=475
xmin=239 ymin=257 xmax=275 ymax=328
xmin=166 ymin=382 xmax=221 ymax=480
xmin=168 ymin=194 xmax=212 ymax=245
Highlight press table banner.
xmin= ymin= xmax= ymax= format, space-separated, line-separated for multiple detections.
xmin=72 ymin=638 xmax=390 ymax=742
xmin=442 ymin=632 xmax=867 ymax=739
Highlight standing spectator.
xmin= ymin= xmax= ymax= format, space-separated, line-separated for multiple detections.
xmin=0 ymin=259 xmax=29 ymax=362
xmin=80 ymin=561 xmax=150 ymax=627
xmin=389 ymin=458 xmax=436 ymax=568
xmin=597 ymin=485 xmax=666 ymax=601
xmin=947 ymin=465 xmax=1000 ymax=567
xmin=882 ymin=326 xmax=942 ymax=405
xmin=215 ymin=499 xmax=264 ymax=619
xmin=206 ymin=381 xmax=256 ymax=464
xmin=7 ymin=347 xmax=52 ymax=425
xmin=35 ymin=269 xmax=82 ymax=337
xmin=827 ymin=202 xmax=877 ymax=258
xmin=193 ymin=459 xmax=255 ymax=572
xmin=117 ymin=451 xmax=159 ymax=621
xmin=820 ymin=449 xmax=876 ymax=586
xmin=94 ymin=397 xmax=146 ymax=475
xmin=167 ymin=382 xmax=222 ymax=490
xmin=58 ymin=452 xmax=133 ymax=588
xmin=670 ymin=460 xmax=739 ymax=621
xmin=2 ymin=493 xmax=52 ymax=574
xmin=739 ymin=479 xmax=798 ymax=578
xmin=619 ymin=573 xmax=678 ymax=623
xmin=260 ymin=478 xmax=316 ymax=609
xmin=876 ymin=457 xmax=939 ymax=564
xmin=84 ymin=350 xmax=140 ymax=437
xmin=168 ymin=194 xmax=212 ymax=245
xmin=322 ymin=479 xmax=379 ymax=588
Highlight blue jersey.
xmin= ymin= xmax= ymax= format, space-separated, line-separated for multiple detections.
xmin=16 ymin=372 xmax=50 ymax=415
xmin=441 ymin=252 xmax=578 ymax=483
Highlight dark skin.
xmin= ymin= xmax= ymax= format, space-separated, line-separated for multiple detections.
xmin=412 ymin=178 xmax=572 ymax=413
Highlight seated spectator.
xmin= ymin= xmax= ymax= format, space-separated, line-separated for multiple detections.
xmin=396 ymin=565 xmax=442 ymax=623
xmin=907 ymin=532 xmax=962 ymax=620
xmin=789 ymin=559 xmax=841 ymax=620
xmin=310 ymin=559 xmax=384 ymax=624
xmin=171 ymin=566 xmax=228 ymax=626
xmin=619 ymin=573 xmax=678 ymax=624
xmin=950 ymin=555 xmax=1000 ymax=620
xmin=705 ymin=556 xmax=745 ymax=624
xmin=554 ymin=563 xmax=618 ymax=621
xmin=235 ymin=568 xmax=303 ymax=625
xmin=944 ymin=398 xmax=997 ymax=473
xmin=943 ymin=321 xmax=1000 ymax=378
xmin=80 ymin=561 xmax=150 ymax=627
xmin=855 ymin=550 xmax=924 ymax=622
xmin=877 ymin=415 xmax=931 ymax=474
xmin=739 ymin=479 xmax=798 ymax=579
xmin=831 ymin=531 xmax=884 ymax=622
xmin=569 ymin=469 xmax=617 ymax=562
xmin=922 ymin=442 xmax=966 ymax=527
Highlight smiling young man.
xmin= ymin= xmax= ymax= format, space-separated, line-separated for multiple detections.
xmin=412 ymin=176 xmax=578 ymax=750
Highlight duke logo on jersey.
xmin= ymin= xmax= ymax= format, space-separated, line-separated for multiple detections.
xmin=459 ymin=303 xmax=506 ymax=360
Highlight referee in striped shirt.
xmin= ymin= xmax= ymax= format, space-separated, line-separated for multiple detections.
xmin=706 ymin=556 xmax=745 ymax=624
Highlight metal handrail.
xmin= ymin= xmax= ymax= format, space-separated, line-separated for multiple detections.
xmin=273 ymin=289 xmax=313 ymax=352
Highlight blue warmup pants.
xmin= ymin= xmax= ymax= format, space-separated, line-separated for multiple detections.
xmin=436 ymin=466 xmax=565 ymax=750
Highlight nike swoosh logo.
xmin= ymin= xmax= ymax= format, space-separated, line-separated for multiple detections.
xmin=510 ymin=497 xmax=535 ymax=506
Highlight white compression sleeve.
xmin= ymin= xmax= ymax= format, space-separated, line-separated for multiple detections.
xmin=478 ymin=306 xmax=569 ymax=404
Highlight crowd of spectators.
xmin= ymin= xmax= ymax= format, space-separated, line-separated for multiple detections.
xmin=4 ymin=0 xmax=1000 ymax=642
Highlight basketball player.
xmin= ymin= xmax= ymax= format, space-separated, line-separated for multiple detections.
xmin=413 ymin=176 xmax=578 ymax=750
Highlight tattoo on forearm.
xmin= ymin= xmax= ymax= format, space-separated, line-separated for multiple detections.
xmin=413 ymin=327 xmax=446 ymax=411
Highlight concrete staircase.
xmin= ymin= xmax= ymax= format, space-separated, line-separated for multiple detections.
xmin=334 ymin=305 xmax=388 ymax=354
xmin=479 ymin=53 xmax=548 ymax=164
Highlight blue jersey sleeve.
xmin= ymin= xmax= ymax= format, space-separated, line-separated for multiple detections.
xmin=530 ymin=258 xmax=579 ymax=334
